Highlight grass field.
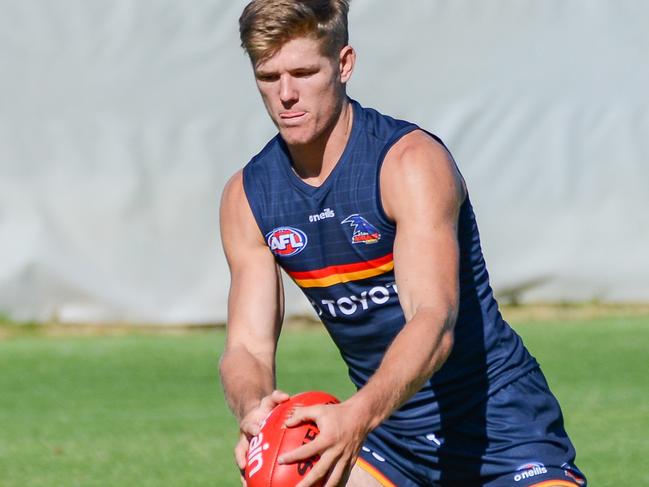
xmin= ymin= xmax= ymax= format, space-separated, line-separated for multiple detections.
xmin=1 ymin=313 xmax=648 ymax=486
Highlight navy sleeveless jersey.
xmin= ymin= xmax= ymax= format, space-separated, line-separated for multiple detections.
xmin=242 ymin=99 xmax=538 ymax=435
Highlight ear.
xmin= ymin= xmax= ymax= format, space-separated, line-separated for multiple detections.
xmin=339 ymin=45 xmax=356 ymax=84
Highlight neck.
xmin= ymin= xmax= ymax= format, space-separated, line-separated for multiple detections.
xmin=286 ymin=98 xmax=353 ymax=186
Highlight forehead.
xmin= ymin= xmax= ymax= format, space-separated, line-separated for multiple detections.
xmin=254 ymin=36 xmax=330 ymax=72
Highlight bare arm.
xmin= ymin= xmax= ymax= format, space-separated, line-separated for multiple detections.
xmin=219 ymin=171 xmax=289 ymax=473
xmin=346 ymin=130 xmax=465 ymax=428
xmin=281 ymin=130 xmax=466 ymax=487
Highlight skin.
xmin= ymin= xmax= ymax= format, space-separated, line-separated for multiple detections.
xmin=220 ymin=35 xmax=572 ymax=487
xmin=219 ymin=166 xmax=287 ymax=485
xmin=277 ymin=131 xmax=465 ymax=487
xmin=219 ymin=36 xmax=359 ymax=485
xmin=252 ymin=36 xmax=355 ymax=183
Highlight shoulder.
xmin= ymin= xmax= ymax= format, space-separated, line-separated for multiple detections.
xmin=222 ymin=130 xmax=279 ymax=204
xmin=220 ymin=169 xmax=267 ymax=248
xmin=351 ymin=99 xmax=415 ymax=144
xmin=384 ymin=130 xmax=456 ymax=178
xmin=221 ymin=170 xmax=245 ymax=211
xmin=220 ymin=170 xmax=255 ymax=232
xmin=380 ymin=130 xmax=466 ymax=221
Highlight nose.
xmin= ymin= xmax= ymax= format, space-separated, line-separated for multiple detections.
xmin=279 ymin=74 xmax=298 ymax=105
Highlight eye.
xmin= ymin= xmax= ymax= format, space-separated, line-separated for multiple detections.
xmin=255 ymin=73 xmax=279 ymax=82
xmin=292 ymin=69 xmax=317 ymax=78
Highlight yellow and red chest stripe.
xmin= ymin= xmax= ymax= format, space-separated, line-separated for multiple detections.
xmin=287 ymin=253 xmax=394 ymax=288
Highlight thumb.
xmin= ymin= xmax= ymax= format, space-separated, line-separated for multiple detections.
xmin=240 ymin=418 xmax=261 ymax=438
xmin=270 ymin=389 xmax=290 ymax=404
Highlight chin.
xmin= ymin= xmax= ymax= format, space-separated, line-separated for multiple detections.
xmin=279 ymin=128 xmax=316 ymax=146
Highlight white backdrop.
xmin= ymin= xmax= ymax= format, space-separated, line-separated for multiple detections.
xmin=1 ymin=0 xmax=648 ymax=323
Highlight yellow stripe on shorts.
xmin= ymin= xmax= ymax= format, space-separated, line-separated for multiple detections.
xmin=356 ymin=457 xmax=397 ymax=487
xmin=528 ymin=480 xmax=581 ymax=487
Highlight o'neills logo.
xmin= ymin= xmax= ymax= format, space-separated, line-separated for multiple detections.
xmin=309 ymin=207 xmax=335 ymax=223
xmin=514 ymin=462 xmax=548 ymax=482
xmin=246 ymin=433 xmax=270 ymax=478
xmin=266 ymin=227 xmax=308 ymax=257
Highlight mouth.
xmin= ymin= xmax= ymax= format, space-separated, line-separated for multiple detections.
xmin=279 ymin=111 xmax=306 ymax=120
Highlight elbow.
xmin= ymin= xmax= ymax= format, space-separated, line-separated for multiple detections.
xmin=218 ymin=348 xmax=231 ymax=383
xmin=218 ymin=343 xmax=245 ymax=381
xmin=425 ymin=328 xmax=454 ymax=379
xmin=438 ymin=326 xmax=455 ymax=365
xmin=433 ymin=309 xmax=457 ymax=369
xmin=218 ymin=348 xmax=228 ymax=368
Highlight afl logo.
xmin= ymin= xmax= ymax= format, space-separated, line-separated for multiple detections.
xmin=266 ymin=227 xmax=308 ymax=257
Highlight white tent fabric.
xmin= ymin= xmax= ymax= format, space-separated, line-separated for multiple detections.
xmin=1 ymin=1 xmax=648 ymax=323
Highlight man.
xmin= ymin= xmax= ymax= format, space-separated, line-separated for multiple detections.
xmin=219 ymin=1 xmax=587 ymax=486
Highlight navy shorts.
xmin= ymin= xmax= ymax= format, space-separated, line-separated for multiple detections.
xmin=356 ymin=368 xmax=587 ymax=486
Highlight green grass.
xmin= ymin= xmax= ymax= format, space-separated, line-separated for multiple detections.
xmin=515 ymin=316 xmax=649 ymax=485
xmin=0 ymin=315 xmax=647 ymax=486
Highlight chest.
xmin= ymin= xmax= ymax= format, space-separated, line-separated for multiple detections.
xmin=260 ymin=183 xmax=395 ymax=275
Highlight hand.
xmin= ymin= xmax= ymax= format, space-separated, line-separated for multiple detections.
xmin=234 ymin=390 xmax=290 ymax=485
xmin=278 ymin=401 xmax=371 ymax=487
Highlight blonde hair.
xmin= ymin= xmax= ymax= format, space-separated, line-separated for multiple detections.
xmin=239 ymin=0 xmax=350 ymax=64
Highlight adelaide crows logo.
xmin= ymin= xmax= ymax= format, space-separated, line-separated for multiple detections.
xmin=341 ymin=214 xmax=381 ymax=244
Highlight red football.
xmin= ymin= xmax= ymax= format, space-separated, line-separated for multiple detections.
xmin=245 ymin=391 xmax=340 ymax=487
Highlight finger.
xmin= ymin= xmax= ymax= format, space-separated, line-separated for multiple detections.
xmin=234 ymin=434 xmax=249 ymax=470
xmin=270 ymin=389 xmax=290 ymax=403
xmin=261 ymin=390 xmax=290 ymax=410
xmin=241 ymin=391 xmax=291 ymax=438
xmin=284 ymin=405 xmax=320 ymax=428
xmin=243 ymin=393 xmax=290 ymax=435
xmin=323 ymin=460 xmax=349 ymax=487
xmin=295 ymin=451 xmax=337 ymax=487
xmin=240 ymin=418 xmax=261 ymax=437
xmin=278 ymin=437 xmax=323 ymax=465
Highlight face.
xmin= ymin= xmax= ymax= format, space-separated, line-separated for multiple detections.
xmin=253 ymin=36 xmax=354 ymax=146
